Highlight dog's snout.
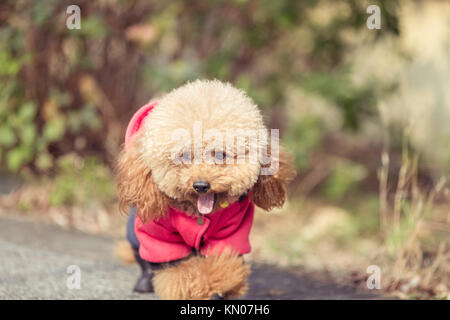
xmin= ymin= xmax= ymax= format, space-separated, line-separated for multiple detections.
xmin=193 ymin=180 xmax=210 ymax=194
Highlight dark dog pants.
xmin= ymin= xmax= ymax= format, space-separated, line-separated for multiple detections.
xmin=126 ymin=207 xmax=190 ymax=270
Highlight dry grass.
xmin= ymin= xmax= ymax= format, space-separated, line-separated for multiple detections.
xmin=248 ymin=133 xmax=449 ymax=299
xmin=376 ymin=141 xmax=449 ymax=299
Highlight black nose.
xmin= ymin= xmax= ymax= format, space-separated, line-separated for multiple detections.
xmin=193 ymin=180 xmax=210 ymax=194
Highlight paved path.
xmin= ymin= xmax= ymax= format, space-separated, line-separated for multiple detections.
xmin=0 ymin=217 xmax=383 ymax=300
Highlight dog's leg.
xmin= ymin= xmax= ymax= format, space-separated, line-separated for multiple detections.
xmin=153 ymin=251 xmax=250 ymax=300
xmin=132 ymin=248 xmax=154 ymax=293
xmin=113 ymin=240 xmax=155 ymax=293
xmin=119 ymin=207 xmax=154 ymax=293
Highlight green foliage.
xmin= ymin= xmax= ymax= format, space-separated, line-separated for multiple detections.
xmin=322 ymin=159 xmax=368 ymax=201
xmin=301 ymin=71 xmax=376 ymax=130
xmin=284 ymin=116 xmax=323 ymax=170
xmin=78 ymin=15 xmax=108 ymax=39
xmin=0 ymin=0 xmax=400 ymax=174
xmin=385 ymin=208 xmax=418 ymax=254
xmin=43 ymin=117 xmax=66 ymax=143
xmin=0 ymin=49 xmax=39 ymax=172
xmin=49 ymin=155 xmax=115 ymax=207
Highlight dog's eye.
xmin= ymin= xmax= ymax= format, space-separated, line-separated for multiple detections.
xmin=180 ymin=150 xmax=191 ymax=162
xmin=214 ymin=151 xmax=226 ymax=162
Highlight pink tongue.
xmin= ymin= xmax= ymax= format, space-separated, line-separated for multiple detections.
xmin=197 ymin=193 xmax=215 ymax=214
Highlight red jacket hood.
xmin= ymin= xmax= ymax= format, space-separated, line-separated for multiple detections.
xmin=135 ymin=192 xmax=254 ymax=263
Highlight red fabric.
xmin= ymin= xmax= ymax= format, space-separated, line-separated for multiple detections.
xmin=124 ymin=102 xmax=157 ymax=150
xmin=135 ymin=192 xmax=254 ymax=263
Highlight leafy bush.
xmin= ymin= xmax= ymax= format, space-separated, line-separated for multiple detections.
xmin=0 ymin=0 xmax=400 ymax=174
xmin=322 ymin=159 xmax=367 ymax=201
xmin=284 ymin=116 xmax=323 ymax=170
xmin=49 ymin=154 xmax=115 ymax=207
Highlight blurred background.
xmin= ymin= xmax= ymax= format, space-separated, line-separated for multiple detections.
xmin=0 ymin=0 xmax=448 ymax=299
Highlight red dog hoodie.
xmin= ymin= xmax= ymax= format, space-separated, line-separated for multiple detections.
xmin=125 ymin=102 xmax=254 ymax=263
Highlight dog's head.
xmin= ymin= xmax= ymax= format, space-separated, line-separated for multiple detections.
xmin=117 ymin=80 xmax=295 ymax=221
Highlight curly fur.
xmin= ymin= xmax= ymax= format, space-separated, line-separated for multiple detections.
xmin=116 ymin=134 xmax=170 ymax=222
xmin=153 ymin=250 xmax=250 ymax=300
xmin=113 ymin=240 xmax=136 ymax=265
xmin=137 ymin=80 xmax=265 ymax=214
xmin=116 ymin=79 xmax=296 ymax=299
xmin=253 ymin=147 xmax=296 ymax=210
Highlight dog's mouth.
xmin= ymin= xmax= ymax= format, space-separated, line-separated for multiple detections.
xmin=197 ymin=193 xmax=217 ymax=215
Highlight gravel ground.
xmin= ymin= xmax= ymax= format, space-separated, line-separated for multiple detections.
xmin=0 ymin=217 xmax=384 ymax=300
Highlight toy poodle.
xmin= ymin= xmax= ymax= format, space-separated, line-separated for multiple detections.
xmin=115 ymin=79 xmax=295 ymax=300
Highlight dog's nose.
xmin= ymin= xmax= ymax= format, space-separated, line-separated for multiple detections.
xmin=193 ymin=180 xmax=210 ymax=194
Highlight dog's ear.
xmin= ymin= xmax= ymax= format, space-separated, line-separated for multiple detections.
xmin=116 ymin=137 xmax=169 ymax=222
xmin=252 ymin=147 xmax=296 ymax=211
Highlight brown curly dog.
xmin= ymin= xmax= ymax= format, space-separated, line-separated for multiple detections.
xmin=115 ymin=80 xmax=295 ymax=300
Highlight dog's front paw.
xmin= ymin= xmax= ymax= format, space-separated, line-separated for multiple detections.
xmin=153 ymin=251 xmax=250 ymax=300
xmin=201 ymin=251 xmax=250 ymax=299
xmin=211 ymin=293 xmax=226 ymax=300
xmin=133 ymin=272 xmax=154 ymax=293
